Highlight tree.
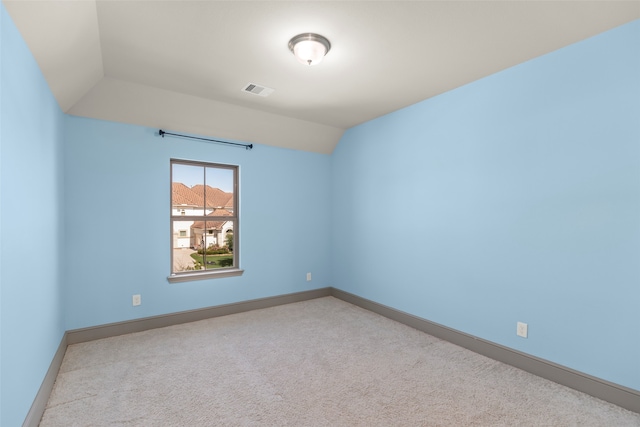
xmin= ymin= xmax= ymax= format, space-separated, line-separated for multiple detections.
xmin=225 ymin=232 xmax=234 ymax=252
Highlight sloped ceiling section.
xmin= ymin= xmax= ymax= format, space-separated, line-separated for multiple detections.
xmin=68 ymin=77 xmax=344 ymax=152
xmin=4 ymin=0 xmax=104 ymax=112
xmin=3 ymin=1 xmax=639 ymax=154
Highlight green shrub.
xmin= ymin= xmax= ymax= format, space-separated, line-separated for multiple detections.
xmin=197 ymin=245 xmax=230 ymax=255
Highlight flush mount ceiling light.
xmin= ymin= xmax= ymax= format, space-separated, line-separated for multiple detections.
xmin=288 ymin=33 xmax=331 ymax=66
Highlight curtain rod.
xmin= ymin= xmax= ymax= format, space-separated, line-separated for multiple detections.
xmin=159 ymin=129 xmax=253 ymax=150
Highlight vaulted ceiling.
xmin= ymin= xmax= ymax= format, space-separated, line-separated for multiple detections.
xmin=4 ymin=1 xmax=639 ymax=154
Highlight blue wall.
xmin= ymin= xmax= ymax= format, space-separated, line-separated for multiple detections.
xmin=0 ymin=4 xmax=66 ymax=426
xmin=1 ymin=6 xmax=638 ymax=424
xmin=331 ymin=20 xmax=640 ymax=391
xmin=63 ymin=117 xmax=332 ymax=330
xmin=0 ymin=5 xmax=3 ymax=422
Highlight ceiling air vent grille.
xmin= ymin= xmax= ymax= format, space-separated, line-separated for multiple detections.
xmin=241 ymin=83 xmax=274 ymax=97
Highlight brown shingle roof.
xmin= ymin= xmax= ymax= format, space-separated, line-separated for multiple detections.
xmin=172 ymin=182 xmax=204 ymax=206
xmin=172 ymin=183 xmax=233 ymax=210
xmin=191 ymin=209 xmax=233 ymax=230
xmin=191 ymin=184 xmax=233 ymax=209
xmin=224 ymin=194 xmax=234 ymax=209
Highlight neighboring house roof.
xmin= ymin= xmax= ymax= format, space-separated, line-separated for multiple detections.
xmin=172 ymin=183 xmax=233 ymax=211
xmin=172 ymin=182 xmax=205 ymax=206
xmin=224 ymin=194 xmax=234 ymax=210
xmin=190 ymin=184 xmax=233 ymax=209
xmin=191 ymin=209 xmax=233 ymax=230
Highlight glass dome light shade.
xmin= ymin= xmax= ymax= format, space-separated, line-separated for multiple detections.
xmin=288 ymin=33 xmax=331 ymax=66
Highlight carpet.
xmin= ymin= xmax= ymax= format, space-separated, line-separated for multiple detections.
xmin=40 ymin=297 xmax=640 ymax=426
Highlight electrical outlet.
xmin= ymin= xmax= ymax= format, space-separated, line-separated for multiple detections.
xmin=517 ymin=321 xmax=528 ymax=338
xmin=132 ymin=294 xmax=141 ymax=306
xmin=306 ymin=272 xmax=312 ymax=281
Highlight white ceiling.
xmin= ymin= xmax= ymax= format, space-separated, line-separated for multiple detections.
xmin=4 ymin=1 xmax=639 ymax=154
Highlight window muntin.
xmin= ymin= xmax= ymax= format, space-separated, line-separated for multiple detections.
xmin=170 ymin=159 xmax=240 ymax=280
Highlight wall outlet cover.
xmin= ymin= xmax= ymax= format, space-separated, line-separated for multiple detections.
xmin=517 ymin=321 xmax=528 ymax=338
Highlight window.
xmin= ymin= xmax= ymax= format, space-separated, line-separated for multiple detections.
xmin=169 ymin=159 xmax=242 ymax=282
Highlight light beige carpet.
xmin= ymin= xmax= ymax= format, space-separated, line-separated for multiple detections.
xmin=41 ymin=297 xmax=640 ymax=426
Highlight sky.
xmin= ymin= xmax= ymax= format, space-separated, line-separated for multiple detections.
xmin=172 ymin=163 xmax=234 ymax=193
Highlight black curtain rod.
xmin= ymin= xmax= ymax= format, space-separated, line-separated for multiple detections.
xmin=159 ymin=129 xmax=253 ymax=150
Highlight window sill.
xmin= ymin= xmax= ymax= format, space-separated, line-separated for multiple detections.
xmin=167 ymin=268 xmax=244 ymax=283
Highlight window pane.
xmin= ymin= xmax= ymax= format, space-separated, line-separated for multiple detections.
xmin=172 ymin=163 xmax=205 ymax=216
xmin=190 ymin=220 xmax=235 ymax=270
xmin=205 ymin=167 xmax=235 ymax=213
xmin=172 ymin=221 xmax=199 ymax=272
xmin=205 ymin=167 xmax=234 ymax=192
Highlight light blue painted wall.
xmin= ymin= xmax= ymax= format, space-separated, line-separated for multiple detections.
xmin=331 ymin=20 xmax=640 ymax=391
xmin=63 ymin=117 xmax=332 ymax=330
xmin=1 ymin=4 xmax=638 ymax=422
xmin=0 ymin=4 xmax=4 ymax=422
xmin=0 ymin=4 xmax=66 ymax=426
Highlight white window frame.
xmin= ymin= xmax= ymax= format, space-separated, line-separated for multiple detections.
xmin=168 ymin=159 xmax=243 ymax=283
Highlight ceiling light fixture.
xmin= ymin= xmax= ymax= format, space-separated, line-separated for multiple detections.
xmin=288 ymin=33 xmax=331 ymax=66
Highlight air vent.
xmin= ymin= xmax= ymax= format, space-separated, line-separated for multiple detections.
xmin=241 ymin=83 xmax=275 ymax=97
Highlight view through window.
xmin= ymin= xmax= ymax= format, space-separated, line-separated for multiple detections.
xmin=170 ymin=159 xmax=239 ymax=278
